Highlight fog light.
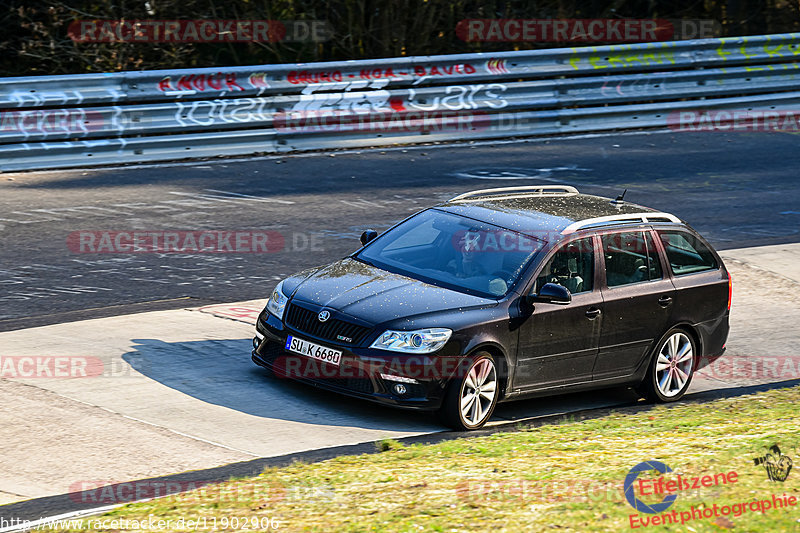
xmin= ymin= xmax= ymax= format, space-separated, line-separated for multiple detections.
xmin=393 ymin=383 xmax=407 ymax=395
xmin=253 ymin=337 xmax=261 ymax=349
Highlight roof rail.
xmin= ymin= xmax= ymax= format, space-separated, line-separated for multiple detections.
xmin=561 ymin=212 xmax=682 ymax=234
xmin=449 ymin=185 xmax=579 ymax=203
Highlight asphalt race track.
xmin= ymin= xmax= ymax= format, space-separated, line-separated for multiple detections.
xmin=1 ymin=129 xmax=799 ymax=522
xmin=1 ymin=130 xmax=800 ymax=329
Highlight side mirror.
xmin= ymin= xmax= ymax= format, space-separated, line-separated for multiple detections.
xmin=360 ymin=229 xmax=378 ymax=246
xmin=529 ymin=283 xmax=572 ymax=305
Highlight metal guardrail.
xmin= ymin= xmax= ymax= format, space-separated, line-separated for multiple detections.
xmin=1 ymin=32 xmax=799 ymax=171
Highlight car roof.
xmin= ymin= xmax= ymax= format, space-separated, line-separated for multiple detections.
xmin=436 ymin=186 xmax=682 ymax=237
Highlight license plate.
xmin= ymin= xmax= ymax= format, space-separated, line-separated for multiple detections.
xmin=285 ymin=335 xmax=342 ymax=366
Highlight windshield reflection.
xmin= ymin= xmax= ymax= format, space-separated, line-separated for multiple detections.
xmin=356 ymin=209 xmax=544 ymax=298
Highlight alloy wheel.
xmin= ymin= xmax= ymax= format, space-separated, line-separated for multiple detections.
xmin=459 ymin=358 xmax=497 ymax=426
xmin=655 ymin=332 xmax=694 ymax=398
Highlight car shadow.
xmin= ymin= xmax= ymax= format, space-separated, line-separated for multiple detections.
xmin=122 ymin=337 xmax=443 ymax=432
xmin=121 ymin=337 xmax=663 ymax=431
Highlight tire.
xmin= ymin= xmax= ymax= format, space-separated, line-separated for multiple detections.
xmin=640 ymin=328 xmax=696 ymax=403
xmin=438 ymin=352 xmax=499 ymax=430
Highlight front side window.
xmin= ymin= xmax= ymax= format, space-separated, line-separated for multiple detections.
xmin=658 ymin=230 xmax=718 ymax=275
xmin=357 ymin=209 xmax=545 ymax=298
xmin=602 ymin=231 xmax=662 ymax=287
xmin=535 ymin=237 xmax=594 ymax=294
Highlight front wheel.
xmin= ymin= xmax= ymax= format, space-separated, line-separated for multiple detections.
xmin=640 ymin=329 xmax=696 ymax=402
xmin=438 ymin=353 xmax=499 ymax=430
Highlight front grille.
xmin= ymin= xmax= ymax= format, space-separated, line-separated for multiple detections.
xmin=285 ymin=303 xmax=371 ymax=345
xmin=324 ymin=377 xmax=375 ymax=394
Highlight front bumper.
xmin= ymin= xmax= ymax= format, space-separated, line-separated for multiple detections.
xmin=251 ymin=311 xmax=452 ymax=411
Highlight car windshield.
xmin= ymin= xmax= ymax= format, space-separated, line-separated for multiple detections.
xmin=356 ymin=209 xmax=545 ymax=298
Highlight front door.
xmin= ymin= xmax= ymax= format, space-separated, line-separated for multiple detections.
xmin=515 ymin=236 xmax=603 ymax=390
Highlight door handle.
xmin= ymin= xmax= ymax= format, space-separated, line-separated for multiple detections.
xmin=585 ymin=307 xmax=601 ymax=320
xmin=658 ymin=295 xmax=673 ymax=307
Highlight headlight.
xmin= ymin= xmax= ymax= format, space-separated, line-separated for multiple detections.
xmin=266 ymin=280 xmax=289 ymax=320
xmin=370 ymin=328 xmax=452 ymax=354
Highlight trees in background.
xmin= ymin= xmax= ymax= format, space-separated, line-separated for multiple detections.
xmin=2 ymin=0 xmax=798 ymax=76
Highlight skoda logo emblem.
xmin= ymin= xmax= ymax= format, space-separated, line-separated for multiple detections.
xmin=318 ymin=310 xmax=331 ymax=322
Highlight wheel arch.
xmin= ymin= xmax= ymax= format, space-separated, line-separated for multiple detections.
xmin=637 ymin=322 xmax=703 ymax=386
xmin=667 ymin=322 xmax=704 ymax=361
xmin=639 ymin=322 xmax=699 ymax=402
xmin=467 ymin=341 xmax=510 ymax=400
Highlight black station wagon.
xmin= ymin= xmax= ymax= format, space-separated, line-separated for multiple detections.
xmin=252 ymin=185 xmax=731 ymax=430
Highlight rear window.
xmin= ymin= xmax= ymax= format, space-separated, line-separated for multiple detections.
xmin=658 ymin=231 xmax=718 ymax=275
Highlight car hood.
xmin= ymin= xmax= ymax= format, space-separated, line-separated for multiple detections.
xmin=288 ymin=258 xmax=494 ymax=324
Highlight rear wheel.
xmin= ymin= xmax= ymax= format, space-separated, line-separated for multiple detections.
xmin=438 ymin=353 xmax=499 ymax=430
xmin=640 ymin=329 xmax=696 ymax=402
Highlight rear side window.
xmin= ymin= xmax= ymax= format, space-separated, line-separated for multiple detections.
xmin=658 ymin=231 xmax=718 ymax=275
xmin=602 ymin=231 xmax=662 ymax=287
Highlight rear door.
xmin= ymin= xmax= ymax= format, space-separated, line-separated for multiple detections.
xmin=593 ymin=229 xmax=676 ymax=381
